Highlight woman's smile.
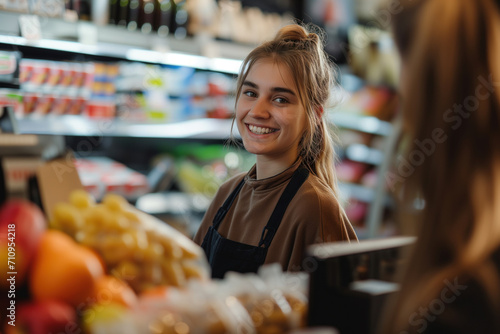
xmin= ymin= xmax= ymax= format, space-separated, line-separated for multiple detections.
xmin=246 ymin=123 xmax=279 ymax=135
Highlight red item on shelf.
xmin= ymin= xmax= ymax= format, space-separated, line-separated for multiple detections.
xmin=85 ymin=101 xmax=116 ymax=118
xmin=336 ymin=160 xmax=370 ymax=183
xmin=75 ymin=157 xmax=150 ymax=201
xmin=22 ymin=93 xmax=39 ymax=114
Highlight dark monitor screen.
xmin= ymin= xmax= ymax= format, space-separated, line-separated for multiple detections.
xmin=306 ymin=236 xmax=416 ymax=334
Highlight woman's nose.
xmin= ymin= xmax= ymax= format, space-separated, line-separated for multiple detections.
xmin=249 ymin=98 xmax=270 ymax=118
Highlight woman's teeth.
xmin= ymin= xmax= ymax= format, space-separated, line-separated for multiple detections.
xmin=249 ymin=125 xmax=276 ymax=135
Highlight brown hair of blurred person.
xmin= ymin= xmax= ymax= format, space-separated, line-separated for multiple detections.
xmin=382 ymin=0 xmax=500 ymax=333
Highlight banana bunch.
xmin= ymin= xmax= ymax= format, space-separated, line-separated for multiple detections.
xmin=50 ymin=190 xmax=208 ymax=292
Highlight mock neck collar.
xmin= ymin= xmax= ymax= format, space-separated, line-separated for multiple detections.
xmin=244 ymin=158 xmax=302 ymax=192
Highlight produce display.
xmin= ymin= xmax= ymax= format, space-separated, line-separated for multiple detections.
xmin=50 ymin=190 xmax=209 ymax=292
xmin=86 ymin=264 xmax=309 ymax=334
xmin=0 ymin=192 xmax=310 ymax=334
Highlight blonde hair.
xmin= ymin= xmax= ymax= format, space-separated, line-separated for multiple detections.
xmin=232 ymin=23 xmax=349 ymax=224
xmin=383 ymin=0 xmax=500 ymax=332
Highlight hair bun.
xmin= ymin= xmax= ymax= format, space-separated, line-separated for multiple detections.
xmin=274 ymin=25 xmax=308 ymax=42
xmin=274 ymin=24 xmax=322 ymax=47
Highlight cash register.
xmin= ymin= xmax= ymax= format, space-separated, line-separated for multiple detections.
xmin=306 ymin=236 xmax=416 ymax=334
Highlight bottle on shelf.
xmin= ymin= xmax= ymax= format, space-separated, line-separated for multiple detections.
xmin=109 ymin=0 xmax=120 ymax=25
xmin=155 ymin=0 xmax=174 ymax=36
xmin=117 ymin=0 xmax=130 ymax=26
xmin=140 ymin=0 xmax=157 ymax=34
xmin=127 ymin=0 xmax=142 ymax=31
xmin=172 ymin=0 xmax=189 ymax=39
xmin=73 ymin=0 xmax=92 ymax=21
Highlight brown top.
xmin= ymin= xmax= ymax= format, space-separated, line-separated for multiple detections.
xmin=193 ymin=159 xmax=358 ymax=271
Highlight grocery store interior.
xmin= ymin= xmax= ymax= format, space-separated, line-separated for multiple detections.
xmin=0 ymin=0 xmax=417 ymax=333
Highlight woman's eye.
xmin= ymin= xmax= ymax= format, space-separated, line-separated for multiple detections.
xmin=274 ymin=97 xmax=289 ymax=104
xmin=243 ymin=91 xmax=256 ymax=98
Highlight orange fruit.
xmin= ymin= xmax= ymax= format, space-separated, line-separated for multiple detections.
xmin=140 ymin=285 xmax=170 ymax=299
xmin=29 ymin=230 xmax=105 ymax=307
xmin=90 ymin=275 xmax=137 ymax=308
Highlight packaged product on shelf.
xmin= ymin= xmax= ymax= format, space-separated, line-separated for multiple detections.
xmin=67 ymin=96 xmax=86 ymax=115
xmin=116 ymin=92 xmax=146 ymax=121
xmin=339 ymin=86 xmax=397 ymax=121
xmin=19 ymin=59 xmax=34 ymax=85
xmin=27 ymin=60 xmax=50 ymax=89
xmin=30 ymin=0 xmax=66 ymax=17
xmin=0 ymin=0 xmax=29 ymax=12
xmin=22 ymin=92 xmax=38 ymax=114
xmin=86 ymin=62 xmax=119 ymax=118
xmin=85 ymin=100 xmax=116 ymax=118
xmin=51 ymin=95 xmax=72 ymax=115
xmin=336 ymin=160 xmax=370 ymax=184
xmin=75 ymin=156 xmax=150 ymax=201
xmin=0 ymin=89 xmax=22 ymax=115
xmin=34 ymin=94 xmax=55 ymax=115
xmin=46 ymin=61 xmax=64 ymax=88
xmin=0 ymin=51 xmax=20 ymax=84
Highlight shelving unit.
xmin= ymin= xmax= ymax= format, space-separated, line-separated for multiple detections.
xmin=16 ymin=115 xmax=237 ymax=139
xmin=0 ymin=11 xmax=250 ymax=74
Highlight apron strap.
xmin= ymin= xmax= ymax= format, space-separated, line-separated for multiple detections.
xmin=212 ymin=177 xmax=246 ymax=230
xmin=258 ymin=167 xmax=310 ymax=248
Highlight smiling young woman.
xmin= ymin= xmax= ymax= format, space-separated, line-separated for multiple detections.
xmin=193 ymin=23 xmax=357 ymax=279
xmin=236 ymin=58 xmax=307 ymax=178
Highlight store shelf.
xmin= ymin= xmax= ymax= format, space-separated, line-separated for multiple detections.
xmin=344 ymin=143 xmax=384 ymax=165
xmin=17 ymin=115 xmax=240 ymax=140
xmin=339 ymin=181 xmax=394 ymax=207
xmin=16 ymin=114 xmax=390 ymax=144
xmin=330 ymin=112 xmax=393 ymax=136
xmin=339 ymin=182 xmax=374 ymax=203
xmin=0 ymin=11 xmax=250 ymax=74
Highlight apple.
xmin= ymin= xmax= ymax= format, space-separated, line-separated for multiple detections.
xmin=4 ymin=299 xmax=77 ymax=334
xmin=0 ymin=200 xmax=47 ymax=289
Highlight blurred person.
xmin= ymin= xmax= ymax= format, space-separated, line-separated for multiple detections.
xmin=381 ymin=0 xmax=500 ymax=333
xmin=194 ymin=23 xmax=357 ymax=278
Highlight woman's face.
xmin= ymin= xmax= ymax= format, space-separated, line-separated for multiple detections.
xmin=236 ymin=58 xmax=307 ymax=165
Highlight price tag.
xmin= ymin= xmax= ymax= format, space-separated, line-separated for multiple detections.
xmin=18 ymin=15 xmax=42 ymax=41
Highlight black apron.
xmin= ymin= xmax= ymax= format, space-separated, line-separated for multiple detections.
xmin=201 ymin=167 xmax=309 ymax=279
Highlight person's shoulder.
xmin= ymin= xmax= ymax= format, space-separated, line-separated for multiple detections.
xmin=288 ymin=173 xmax=341 ymax=222
xmin=298 ymin=173 xmax=339 ymax=209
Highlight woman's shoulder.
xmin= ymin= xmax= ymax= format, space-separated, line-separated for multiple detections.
xmin=297 ymin=173 xmax=339 ymax=209
xmin=287 ymin=173 xmax=341 ymax=224
xmin=292 ymin=173 xmax=356 ymax=241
